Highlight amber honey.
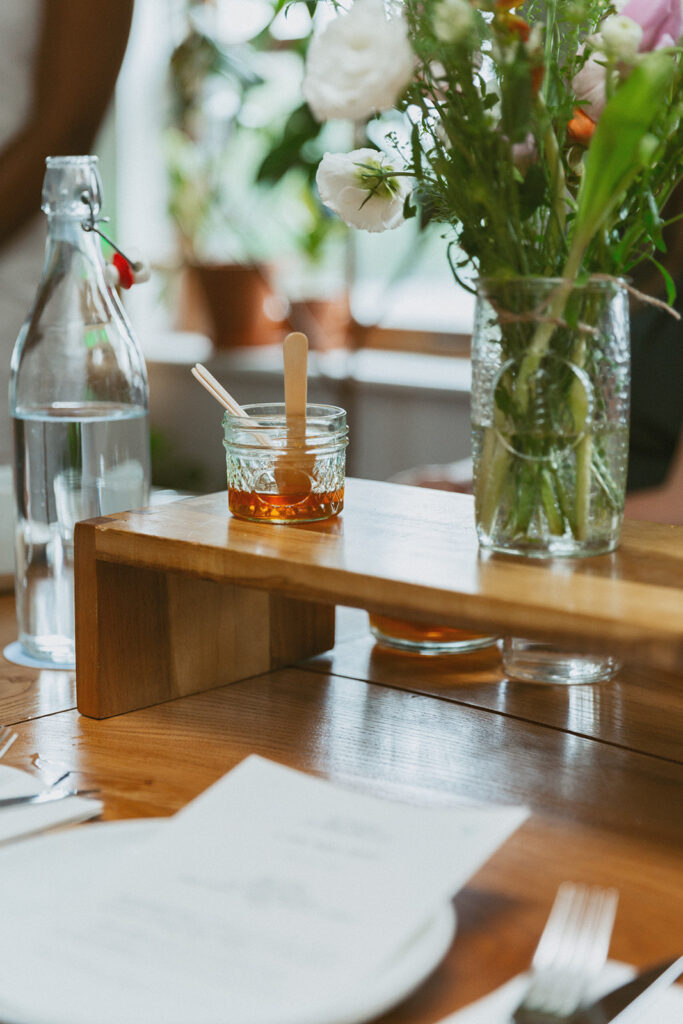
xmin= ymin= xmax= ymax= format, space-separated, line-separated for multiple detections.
xmin=368 ymin=614 xmax=497 ymax=654
xmin=229 ymin=486 xmax=344 ymax=523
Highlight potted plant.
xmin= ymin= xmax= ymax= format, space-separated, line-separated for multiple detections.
xmin=165 ymin=0 xmax=285 ymax=347
xmin=255 ymin=89 xmax=351 ymax=349
xmin=165 ymin=0 xmax=351 ymax=349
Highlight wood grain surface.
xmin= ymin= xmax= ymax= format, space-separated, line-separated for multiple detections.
xmin=1 ymin=567 xmax=682 ymax=1022
xmin=306 ymin=622 xmax=683 ymax=763
xmin=76 ymin=481 xmax=683 ymax=673
xmin=75 ymin=525 xmax=335 ymax=718
xmin=0 ymin=595 xmax=75 ymax=723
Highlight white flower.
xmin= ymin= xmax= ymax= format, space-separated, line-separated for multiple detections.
xmin=302 ymin=0 xmax=414 ymax=123
xmin=599 ymin=15 xmax=643 ymax=62
xmin=525 ymin=24 xmax=544 ymax=55
xmin=433 ymin=0 xmax=475 ymax=44
xmin=316 ymin=149 xmax=410 ymax=232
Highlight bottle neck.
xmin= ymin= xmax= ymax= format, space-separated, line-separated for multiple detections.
xmin=29 ymin=212 xmax=114 ymax=335
xmin=45 ymin=213 xmax=102 ymax=251
xmin=41 ymin=213 xmax=110 ymax=292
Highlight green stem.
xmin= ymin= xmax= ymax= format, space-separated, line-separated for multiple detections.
xmin=575 ymin=433 xmax=593 ymax=540
xmin=515 ymin=461 xmax=538 ymax=535
xmin=539 ymin=98 xmax=567 ymax=266
xmin=540 ymin=468 xmax=564 ymax=536
xmin=592 ymin=450 xmax=622 ymax=511
xmin=542 ymin=0 xmax=558 ymax=107
xmin=513 ymin=241 xmax=585 ymax=414
xmin=477 ymin=431 xmax=512 ymax=537
xmin=477 ymin=242 xmax=590 ymax=542
xmin=567 ymin=309 xmax=595 ymax=538
xmin=550 ymin=462 xmax=578 ymax=537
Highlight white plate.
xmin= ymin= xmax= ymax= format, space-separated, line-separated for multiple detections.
xmin=0 ymin=820 xmax=456 ymax=1024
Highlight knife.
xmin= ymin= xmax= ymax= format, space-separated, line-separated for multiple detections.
xmin=567 ymin=955 xmax=683 ymax=1023
xmin=0 ymin=787 xmax=100 ymax=808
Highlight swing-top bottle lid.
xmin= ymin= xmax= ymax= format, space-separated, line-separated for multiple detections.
xmin=41 ymin=155 xmax=102 ymax=217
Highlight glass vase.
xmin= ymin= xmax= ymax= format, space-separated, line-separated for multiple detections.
xmin=471 ymin=277 xmax=630 ymax=557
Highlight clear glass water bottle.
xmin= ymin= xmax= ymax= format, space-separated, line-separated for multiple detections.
xmin=9 ymin=156 xmax=150 ymax=667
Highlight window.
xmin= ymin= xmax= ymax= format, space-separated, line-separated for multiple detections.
xmin=114 ymin=0 xmax=475 ymax=355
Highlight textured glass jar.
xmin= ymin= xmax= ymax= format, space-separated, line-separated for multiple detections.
xmin=223 ymin=403 xmax=348 ymax=523
xmin=471 ymin=277 xmax=630 ymax=557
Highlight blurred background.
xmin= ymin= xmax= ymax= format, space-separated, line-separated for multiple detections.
xmin=100 ymin=0 xmax=476 ymax=492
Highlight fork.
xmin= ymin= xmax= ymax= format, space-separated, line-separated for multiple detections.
xmin=0 ymin=725 xmax=18 ymax=760
xmin=513 ymin=882 xmax=619 ymax=1023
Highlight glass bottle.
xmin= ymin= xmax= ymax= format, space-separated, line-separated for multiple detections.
xmin=9 ymin=156 xmax=150 ymax=667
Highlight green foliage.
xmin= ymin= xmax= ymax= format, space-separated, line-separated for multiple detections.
xmin=391 ymin=0 xmax=683 ymax=288
xmin=166 ymin=0 xmax=344 ymax=266
xmin=256 ymin=103 xmax=322 ymax=185
xmin=571 ymin=52 xmax=678 ymax=273
xmin=168 ymin=26 xmax=262 ymax=129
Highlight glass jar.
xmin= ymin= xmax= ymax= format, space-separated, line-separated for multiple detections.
xmin=9 ymin=156 xmax=150 ymax=668
xmin=471 ymin=277 xmax=630 ymax=557
xmin=223 ymin=403 xmax=347 ymax=523
xmin=368 ymin=615 xmax=498 ymax=656
xmin=503 ymin=638 xmax=620 ymax=685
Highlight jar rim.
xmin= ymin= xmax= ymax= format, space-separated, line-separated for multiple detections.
xmin=222 ymin=402 xmax=347 ymax=427
xmin=476 ymin=274 xmax=629 ymax=290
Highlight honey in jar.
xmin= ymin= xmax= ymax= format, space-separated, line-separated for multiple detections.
xmin=368 ymin=614 xmax=498 ymax=655
xmin=228 ymin=486 xmax=344 ymax=523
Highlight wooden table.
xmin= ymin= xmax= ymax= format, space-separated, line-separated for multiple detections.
xmin=1 ymin=564 xmax=682 ymax=1021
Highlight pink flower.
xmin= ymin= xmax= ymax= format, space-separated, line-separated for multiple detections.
xmin=572 ymin=51 xmax=608 ymax=121
xmin=511 ymin=133 xmax=538 ymax=173
xmin=619 ymin=0 xmax=682 ymax=52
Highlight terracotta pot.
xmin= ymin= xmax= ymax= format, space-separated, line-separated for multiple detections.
xmin=179 ymin=263 xmax=285 ymax=349
xmin=285 ymin=294 xmax=350 ymax=351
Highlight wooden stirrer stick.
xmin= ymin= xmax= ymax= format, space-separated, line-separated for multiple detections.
xmin=191 ymin=364 xmax=246 ymax=416
xmin=191 ymin=364 xmax=276 ymax=449
xmin=279 ymin=332 xmax=312 ymax=495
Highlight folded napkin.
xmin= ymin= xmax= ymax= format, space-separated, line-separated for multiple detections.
xmin=438 ymin=962 xmax=683 ymax=1023
xmin=0 ymin=765 xmax=102 ymax=844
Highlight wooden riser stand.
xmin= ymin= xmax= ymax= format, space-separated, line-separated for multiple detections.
xmin=75 ymin=479 xmax=683 ymax=719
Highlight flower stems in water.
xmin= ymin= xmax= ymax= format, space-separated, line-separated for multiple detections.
xmin=473 ymin=272 xmax=628 ymax=551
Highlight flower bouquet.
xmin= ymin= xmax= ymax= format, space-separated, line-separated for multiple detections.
xmin=299 ymin=0 xmax=683 ymax=556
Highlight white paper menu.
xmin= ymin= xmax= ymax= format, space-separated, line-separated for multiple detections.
xmin=0 ymin=756 xmax=528 ymax=1024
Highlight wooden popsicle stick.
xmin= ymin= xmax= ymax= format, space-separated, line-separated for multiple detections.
xmin=279 ymin=332 xmax=312 ymax=494
xmin=284 ymin=332 xmax=308 ymax=438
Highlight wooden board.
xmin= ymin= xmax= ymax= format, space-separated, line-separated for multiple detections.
xmin=74 ymin=479 xmax=683 ymax=718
